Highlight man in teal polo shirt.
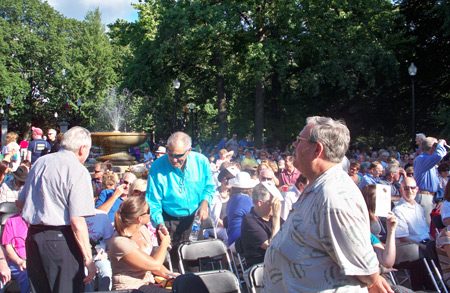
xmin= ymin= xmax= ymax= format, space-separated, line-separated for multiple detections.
xmin=146 ymin=131 xmax=215 ymax=267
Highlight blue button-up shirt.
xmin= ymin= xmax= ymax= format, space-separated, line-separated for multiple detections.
xmin=414 ymin=143 xmax=447 ymax=193
xmin=146 ymin=151 xmax=215 ymax=226
xmin=359 ymin=174 xmax=380 ymax=190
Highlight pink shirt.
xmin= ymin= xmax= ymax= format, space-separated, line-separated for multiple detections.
xmin=19 ymin=140 xmax=29 ymax=149
xmin=1 ymin=213 xmax=28 ymax=259
xmin=278 ymin=168 xmax=301 ymax=186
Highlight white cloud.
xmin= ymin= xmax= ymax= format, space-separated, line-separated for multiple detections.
xmin=47 ymin=0 xmax=139 ymax=25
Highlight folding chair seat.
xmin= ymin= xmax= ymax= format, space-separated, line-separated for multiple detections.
xmin=172 ymin=270 xmax=240 ymax=293
xmin=243 ymin=263 xmax=264 ymax=293
xmin=178 ymin=239 xmax=233 ymax=274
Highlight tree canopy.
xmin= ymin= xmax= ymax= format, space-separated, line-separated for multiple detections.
xmin=1 ymin=0 xmax=448 ymax=151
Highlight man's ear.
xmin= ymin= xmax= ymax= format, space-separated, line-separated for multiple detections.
xmin=313 ymin=142 xmax=324 ymax=159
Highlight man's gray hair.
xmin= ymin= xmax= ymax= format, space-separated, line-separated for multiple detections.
xmin=48 ymin=129 xmax=57 ymax=135
xmin=416 ymin=133 xmax=426 ymax=140
xmin=385 ymin=164 xmax=399 ymax=176
xmin=306 ymin=116 xmax=350 ymax=163
xmin=422 ymin=137 xmax=437 ymax=152
xmin=167 ymin=132 xmax=192 ymax=152
xmin=61 ymin=126 xmax=91 ymax=152
xmin=252 ymin=183 xmax=271 ymax=205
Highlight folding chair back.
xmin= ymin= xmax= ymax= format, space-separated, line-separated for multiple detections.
xmin=173 ymin=270 xmax=241 ymax=293
xmin=244 ymin=263 xmax=264 ymax=293
xmin=178 ymin=239 xmax=232 ymax=274
xmin=0 ymin=202 xmax=19 ymax=237
xmin=200 ymin=216 xmax=217 ymax=239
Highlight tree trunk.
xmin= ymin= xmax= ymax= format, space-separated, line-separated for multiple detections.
xmin=254 ymin=80 xmax=264 ymax=148
xmin=215 ymin=53 xmax=228 ymax=140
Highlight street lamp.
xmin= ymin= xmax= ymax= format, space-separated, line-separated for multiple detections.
xmin=408 ymin=62 xmax=417 ymax=149
xmin=6 ymin=96 xmax=11 ymax=123
xmin=173 ymin=78 xmax=180 ymax=132
xmin=189 ymin=103 xmax=194 ymax=139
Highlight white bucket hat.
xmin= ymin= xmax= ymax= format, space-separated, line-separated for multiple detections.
xmin=155 ymin=146 xmax=166 ymax=154
xmin=229 ymin=172 xmax=258 ymax=189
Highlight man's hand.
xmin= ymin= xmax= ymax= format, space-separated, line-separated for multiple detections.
xmin=271 ymin=197 xmax=282 ymax=219
xmin=196 ymin=200 xmax=209 ymax=221
xmin=0 ymin=259 xmax=11 ymax=285
xmin=368 ymin=275 xmax=393 ymax=293
xmin=83 ymin=261 xmax=96 ymax=285
xmin=157 ymin=224 xmax=169 ymax=236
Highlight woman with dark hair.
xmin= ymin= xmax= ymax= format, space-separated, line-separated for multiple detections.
xmin=108 ymin=196 xmax=178 ymax=292
xmin=361 ymin=184 xmax=381 ymax=237
xmin=361 ymin=185 xmax=398 ymax=273
xmin=226 ymin=172 xmax=257 ymax=248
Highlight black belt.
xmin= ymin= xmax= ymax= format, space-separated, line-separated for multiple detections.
xmin=30 ymin=225 xmax=71 ymax=231
xmin=162 ymin=210 xmax=194 ymax=221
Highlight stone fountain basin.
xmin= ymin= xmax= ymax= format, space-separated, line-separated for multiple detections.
xmin=91 ymin=132 xmax=147 ymax=163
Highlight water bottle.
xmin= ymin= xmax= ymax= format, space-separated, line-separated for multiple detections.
xmin=189 ymin=215 xmax=201 ymax=242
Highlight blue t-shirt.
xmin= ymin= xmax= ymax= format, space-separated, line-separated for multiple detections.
xmin=370 ymin=233 xmax=381 ymax=246
xmin=226 ymin=194 xmax=253 ymax=247
xmin=28 ymin=139 xmax=51 ymax=164
xmin=95 ymin=189 xmax=123 ymax=223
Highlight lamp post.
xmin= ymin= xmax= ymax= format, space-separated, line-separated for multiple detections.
xmin=189 ymin=103 xmax=194 ymax=139
xmin=408 ymin=62 xmax=417 ymax=149
xmin=6 ymin=96 xmax=11 ymax=122
xmin=173 ymin=78 xmax=180 ymax=132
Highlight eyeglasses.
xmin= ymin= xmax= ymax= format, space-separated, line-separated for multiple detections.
xmin=168 ymin=150 xmax=189 ymax=159
xmin=402 ymin=185 xmax=417 ymax=190
xmin=94 ymin=170 xmax=102 ymax=174
xmin=123 ymin=180 xmax=131 ymax=185
xmin=140 ymin=209 xmax=150 ymax=216
xmin=260 ymin=176 xmax=273 ymax=182
xmin=293 ymin=136 xmax=311 ymax=147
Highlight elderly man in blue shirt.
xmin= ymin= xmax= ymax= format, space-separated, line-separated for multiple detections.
xmin=414 ymin=137 xmax=447 ymax=225
xmin=146 ymin=131 xmax=215 ymax=269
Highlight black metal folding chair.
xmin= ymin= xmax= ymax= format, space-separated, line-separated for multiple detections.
xmin=243 ymin=263 xmax=264 ymax=293
xmin=178 ymin=239 xmax=233 ymax=274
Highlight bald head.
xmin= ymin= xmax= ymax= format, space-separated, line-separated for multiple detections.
xmin=259 ymin=168 xmax=275 ymax=182
xmin=400 ymin=176 xmax=418 ymax=203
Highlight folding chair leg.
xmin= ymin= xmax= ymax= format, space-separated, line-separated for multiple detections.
xmin=388 ymin=272 xmax=397 ymax=286
xmin=430 ymin=259 xmax=449 ymax=293
xmin=423 ymin=258 xmax=440 ymax=292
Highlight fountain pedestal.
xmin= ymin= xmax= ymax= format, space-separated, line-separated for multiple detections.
xmin=91 ymin=132 xmax=148 ymax=166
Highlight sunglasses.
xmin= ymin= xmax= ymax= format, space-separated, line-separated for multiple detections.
xmin=123 ymin=180 xmax=131 ymax=185
xmin=94 ymin=170 xmax=102 ymax=174
xmin=260 ymin=176 xmax=273 ymax=182
xmin=402 ymin=185 xmax=417 ymax=190
xmin=140 ymin=209 xmax=150 ymax=216
xmin=168 ymin=150 xmax=189 ymax=159
xmin=134 ymin=190 xmax=146 ymax=196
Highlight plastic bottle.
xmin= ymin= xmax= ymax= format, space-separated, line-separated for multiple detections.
xmin=189 ymin=215 xmax=201 ymax=242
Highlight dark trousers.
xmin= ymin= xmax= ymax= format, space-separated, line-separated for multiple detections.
xmin=26 ymin=226 xmax=85 ymax=293
xmin=162 ymin=210 xmax=196 ymax=272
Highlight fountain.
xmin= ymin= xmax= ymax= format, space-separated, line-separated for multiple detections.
xmin=91 ymin=88 xmax=148 ymax=167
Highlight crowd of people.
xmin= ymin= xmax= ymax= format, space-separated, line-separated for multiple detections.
xmin=0 ymin=120 xmax=448 ymax=292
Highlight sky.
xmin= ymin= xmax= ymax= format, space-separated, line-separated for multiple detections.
xmin=47 ymin=0 xmax=140 ymax=25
